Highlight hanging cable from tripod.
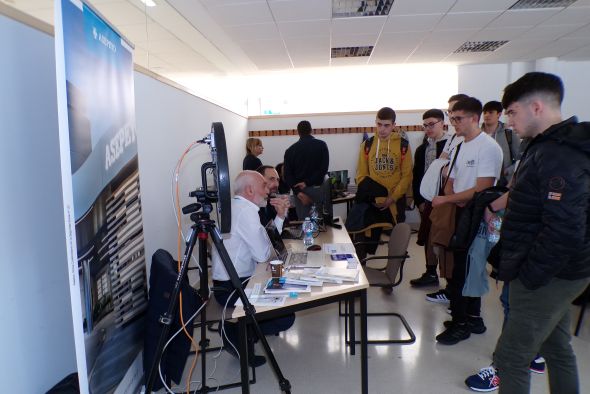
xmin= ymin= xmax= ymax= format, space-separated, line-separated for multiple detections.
xmin=172 ymin=138 xmax=207 ymax=394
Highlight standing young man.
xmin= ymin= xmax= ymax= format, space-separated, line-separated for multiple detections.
xmin=493 ymin=72 xmax=590 ymax=394
xmin=410 ymin=109 xmax=449 ymax=287
xmin=284 ymin=120 xmax=329 ymax=220
xmin=350 ymin=107 xmax=412 ymax=257
xmin=481 ymin=100 xmax=521 ymax=185
xmin=354 ymin=107 xmax=412 ymax=234
xmin=432 ymin=97 xmax=503 ymax=345
xmin=423 ymin=93 xmax=470 ymax=304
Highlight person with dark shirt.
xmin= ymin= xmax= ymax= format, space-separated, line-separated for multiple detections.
xmin=275 ymin=162 xmax=290 ymax=194
xmin=242 ymin=137 xmax=263 ymax=170
xmin=284 ymin=120 xmax=329 ymax=219
xmin=256 ymin=165 xmax=289 ymax=228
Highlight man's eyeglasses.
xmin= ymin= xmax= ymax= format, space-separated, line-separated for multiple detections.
xmin=422 ymin=119 xmax=443 ymax=129
xmin=449 ymin=115 xmax=469 ymax=124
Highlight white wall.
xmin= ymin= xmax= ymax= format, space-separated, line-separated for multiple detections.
xmin=0 ymin=14 xmax=77 ymax=393
xmin=248 ymin=111 xmax=427 ymax=180
xmin=135 ymin=73 xmax=248 ymax=266
xmin=458 ymin=60 xmax=590 ymax=121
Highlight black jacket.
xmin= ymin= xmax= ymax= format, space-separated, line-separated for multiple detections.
xmin=498 ymin=117 xmax=590 ymax=289
xmin=412 ymin=139 xmax=447 ymax=206
xmin=243 ymin=154 xmax=262 ymax=171
xmin=284 ymin=135 xmax=329 ymax=193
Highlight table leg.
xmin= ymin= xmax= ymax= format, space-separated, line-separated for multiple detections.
xmin=238 ymin=318 xmax=250 ymax=393
xmin=360 ymin=289 xmax=368 ymax=394
xmin=349 ymin=297 xmax=355 ymax=356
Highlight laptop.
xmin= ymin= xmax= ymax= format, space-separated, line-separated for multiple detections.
xmin=264 ymin=221 xmax=308 ymax=266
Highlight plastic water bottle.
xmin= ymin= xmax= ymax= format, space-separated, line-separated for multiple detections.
xmin=487 ymin=211 xmax=504 ymax=243
xmin=309 ymin=204 xmax=319 ymax=231
xmin=302 ymin=217 xmax=314 ymax=247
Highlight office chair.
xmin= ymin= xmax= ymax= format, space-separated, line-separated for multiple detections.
xmin=342 ymin=223 xmax=416 ymax=345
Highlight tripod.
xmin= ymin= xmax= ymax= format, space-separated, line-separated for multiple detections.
xmin=144 ymin=198 xmax=292 ymax=393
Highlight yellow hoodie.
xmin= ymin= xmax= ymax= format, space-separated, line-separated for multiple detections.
xmin=355 ymin=131 xmax=413 ymax=217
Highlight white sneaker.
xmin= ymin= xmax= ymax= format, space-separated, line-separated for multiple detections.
xmin=426 ymin=289 xmax=450 ymax=304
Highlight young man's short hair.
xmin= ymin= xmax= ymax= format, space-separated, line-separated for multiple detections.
xmin=422 ymin=109 xmax=445 ymax=120
xmin=502 ymin=72 xmax=564 ymax=109
xmin=452 ymin=97 xmax=483 ymax=119
xmin=483 ymin=100 xmax=503 ymax=113
xmin=376 ymin=107 xmax=396 ymax=122
xmin=448 ymin=93 xmax=469 ymax=103
xmin=297 ymin=120 xmax=312 ymax=136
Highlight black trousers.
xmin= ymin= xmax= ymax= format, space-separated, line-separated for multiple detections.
xmin=213 ymin=278 xmax=295 ymax=349
xmin=449 ymin=208 xmax=481 ymax=323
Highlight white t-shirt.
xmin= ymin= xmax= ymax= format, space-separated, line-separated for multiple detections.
xmin=449 ymin=132 xmax=503 ymax=193
xmin=442 ymin=132 xmax=464 ymax=156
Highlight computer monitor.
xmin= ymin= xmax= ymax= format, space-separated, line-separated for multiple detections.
xmin=328 ymin=170 xmax=349 ymax=198
xmin=320 ymin=176 xmax=341 ymax=229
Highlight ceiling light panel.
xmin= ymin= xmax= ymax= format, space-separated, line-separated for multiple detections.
xmin=332 ymin=0 xmax=394 ymax=18
xmin=509 ymin=0 xmax=578 ymax=9
xmin=454 ymin=40 xmax=509 ymax=53
xmin=331 ymin=46 xmax=374 ymax=57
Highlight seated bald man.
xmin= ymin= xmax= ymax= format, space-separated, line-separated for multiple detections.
xmin=211 ymin=170 xmax=295 ymax=367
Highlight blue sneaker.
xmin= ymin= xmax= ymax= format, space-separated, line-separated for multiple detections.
xmin=465 ymin=366 xmax=499 ymax=392
xmin=530 ymin=356 xmax=545 ymax=374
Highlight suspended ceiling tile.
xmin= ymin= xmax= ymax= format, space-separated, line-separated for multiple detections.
xmin=277 ymin=19 xmax=331 ymax=39
xmin=206 ymin=1 xmax=274 ymax=26
xmin=487 ymin=9 xmax=561 ymax=29
xmin=470 ymin=26 xmax=532 ymax=41
xmin=118 ymin=22 xmax=175 ymax=44
xmin=381 ymin=13 xmax=443 ymax=33
xmin=449 ymin=0 xmax=516 ymax=12
xmin=435 ymin=11 xmax=502 ymax=30
xmin=268 ymin=0 xmax=331 ymax=22
xmin=564 ymin=24 xmax=590 ymax=39
xmin=331 ymin=15 xmax=387 ymax=36
xmin=95 ymin=1 xmax=151 ymax=26
xmin=375 ymin=31 xmax=426 ymax=51
xmin=226 ymin=23 xmax=280 ymax=41
xmin=389 ymin=0 xmax=457 ymax=15
xmin=285 ymin=36 xmax=330 ymax=52
xmin=331 ymin=33 xmax=379 ymax=47
xmin=330 ymin=56 xmax=369 ymax=66
xmin=544 ymin=6 xmax=590 ymax=24
xmin=519 ymin=23 xmax=585 ymax=40
xmin=560 ymin=44 xmax=590 ymax=59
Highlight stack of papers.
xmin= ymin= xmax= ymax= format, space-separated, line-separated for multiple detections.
xmin=264 ymin=279 xmax=312 ymax=294
xmin=312 ymin=266 xmax=360 ymax=283
xmin=284 ymin=272 xmax=324 ymax=286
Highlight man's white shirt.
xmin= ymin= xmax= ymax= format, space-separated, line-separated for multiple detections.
xmin=449 ymin=132 xmax=503 ymax=193
xmin=442 ymin=131 xmax=464 ymax=156
xmin=211 ymin=196 xmax=272 ymax=281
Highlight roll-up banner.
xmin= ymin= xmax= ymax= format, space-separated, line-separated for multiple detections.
xmin=54 ymin=0 xmax=147 ymax=392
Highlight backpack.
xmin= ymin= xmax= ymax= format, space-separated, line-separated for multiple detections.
xmin=363 ymin=132 xmax=410 ymax=164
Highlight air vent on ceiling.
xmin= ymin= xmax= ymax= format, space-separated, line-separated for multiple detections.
xmin=454 ymin=41 xmax=509 ymax=53
xmin=332 ymin=0 xmax=394 ymax=18
xmin=509 ymin=0 xmax=578 ymax=9
xmin=331 ymin=46 xmax=374 ymax=58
